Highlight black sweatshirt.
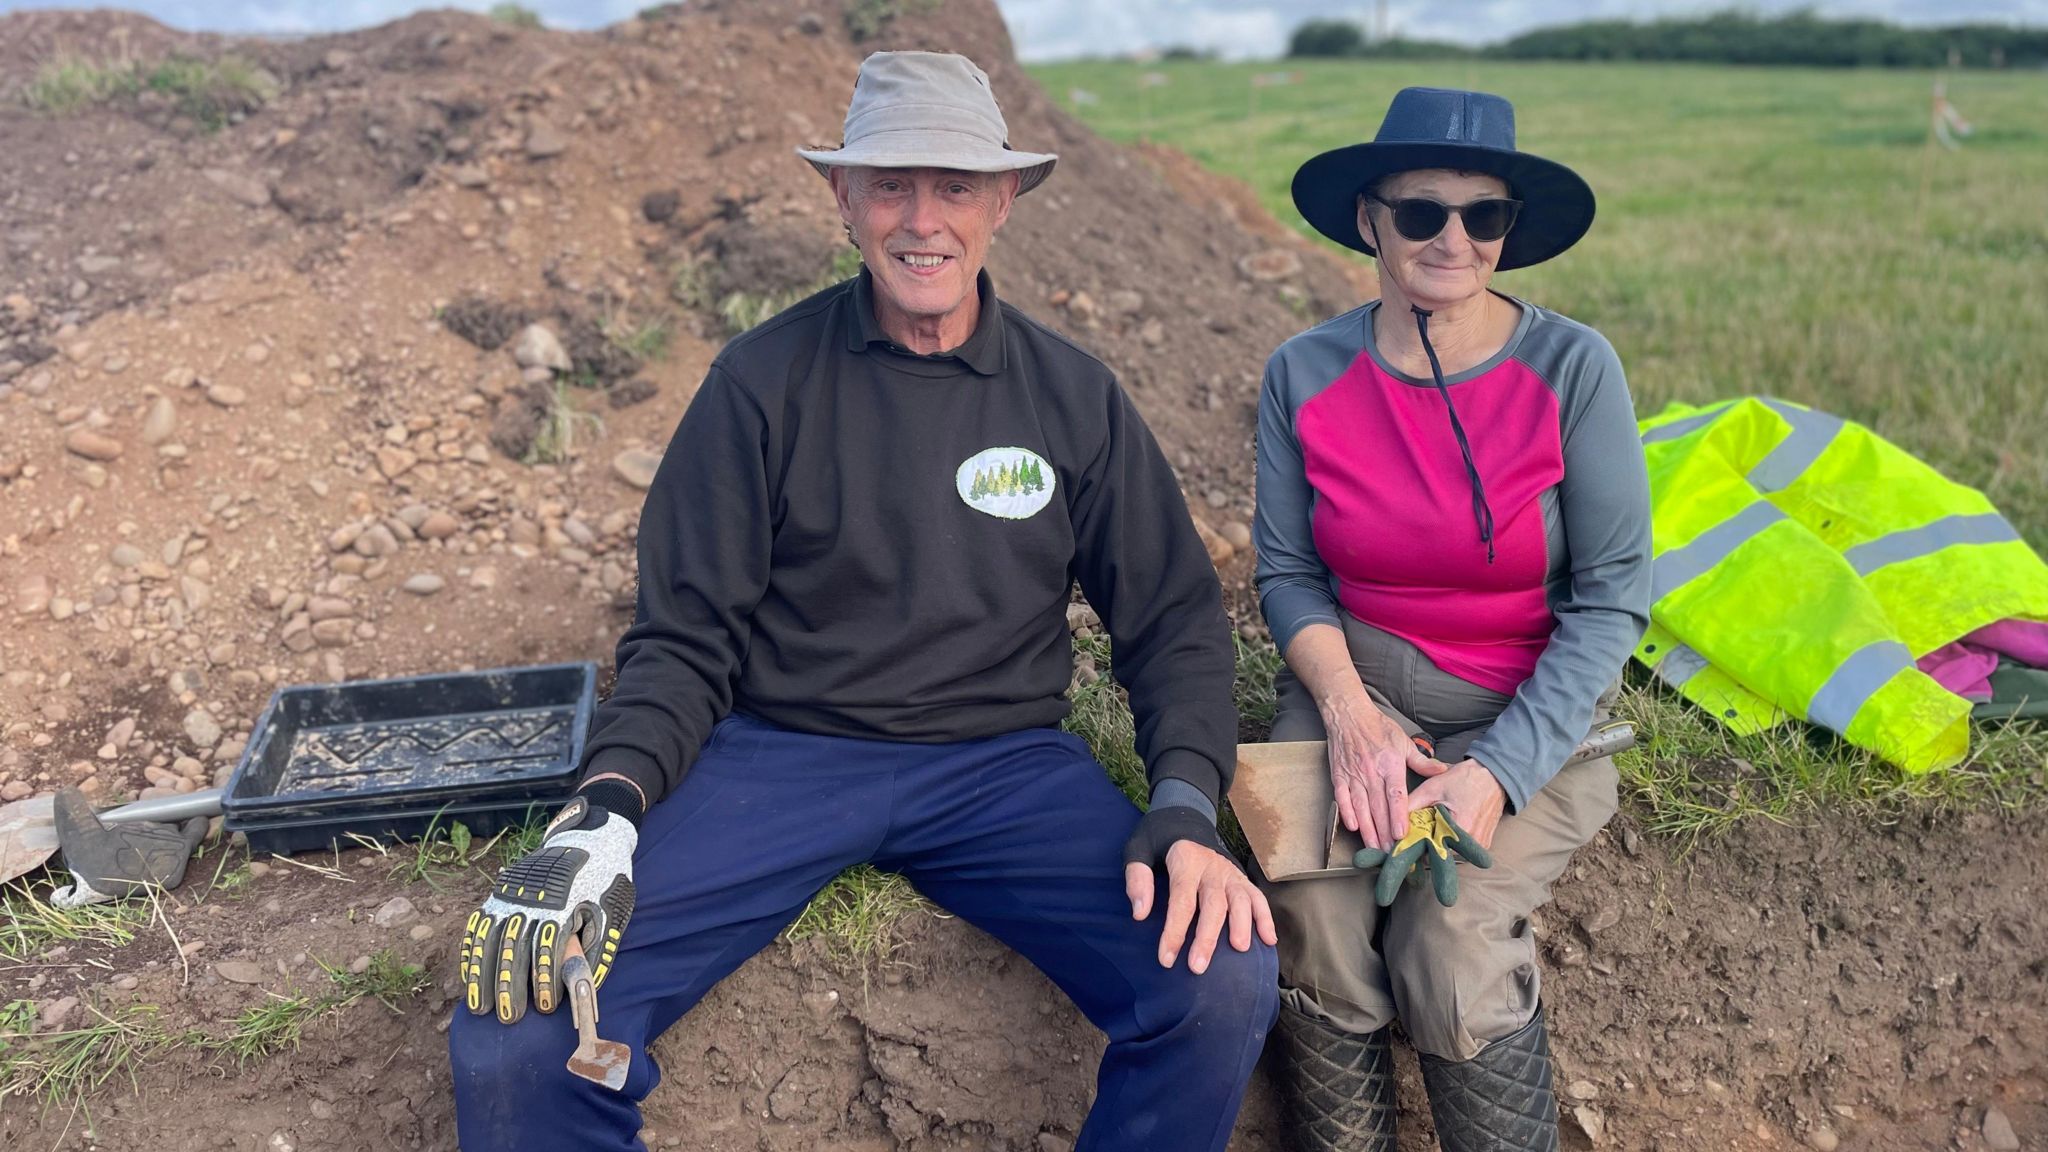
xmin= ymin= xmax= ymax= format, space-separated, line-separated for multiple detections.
xmin=577 ymin=267 xmax=1238 ymax=814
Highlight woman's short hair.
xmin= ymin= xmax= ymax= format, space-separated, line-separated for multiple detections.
xmin=1362 ymin=168 xmax=1503 ymax=203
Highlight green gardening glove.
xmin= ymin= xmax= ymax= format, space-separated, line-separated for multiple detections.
xmin=1353 ymin=803 xmax=1493 ymax=907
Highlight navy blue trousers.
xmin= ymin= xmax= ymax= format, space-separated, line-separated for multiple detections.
xmin=449 ymin=715 xmax=1278 ymax=1151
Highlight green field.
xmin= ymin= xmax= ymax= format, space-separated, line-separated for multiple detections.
xmin=1025 ymin=58 xmax=2048 ymax=832
xmin=1028 ymin=59 xmax=2048 ymax=542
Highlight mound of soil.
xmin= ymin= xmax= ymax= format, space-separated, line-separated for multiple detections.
xmin=1 ymin=2 xmax=2040 ymax=1150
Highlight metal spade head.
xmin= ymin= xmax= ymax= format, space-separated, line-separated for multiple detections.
xmin=562 ymin=940 xmax=630 ymax=1091
xmin=0 ymin=792 xmax=59 ymax=885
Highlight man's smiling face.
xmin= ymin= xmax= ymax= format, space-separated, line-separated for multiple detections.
xmin=834 ymin=166 xmax=1018 ymax=327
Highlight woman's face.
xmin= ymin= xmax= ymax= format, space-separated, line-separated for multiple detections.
xmin=1355 ymin=168 xmax=1512 ymax=309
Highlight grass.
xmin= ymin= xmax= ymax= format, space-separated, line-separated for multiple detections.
xmin=23 ymin=54 xmax=139 ymax=112
xmin=527 ymin=380 xmax=604 ymax=465
xmin=1613 ymin=674 xmax=2048 ymax=845
xmin=196 ymin=949 xmax=430 ymax=1065
xmin=0 ymin=884 xmax=148 ymax=959
xmin=489 ymin=3 xmax=543 ymax=28
xmin=205 ymin=992 xmax=323 ymax=1064
xmin=1065 ymin=632 xmax=1146 ymax=802
xmin=141 ymin=56 xmax=276 ymax=129
xmin=211 ymin=860 xmax=255 ymax=895
xmin=494 ymin=812 xmax=552 ymax=863
xmin=321 ymin=948 xmax=432 ymax=1013
xmin=0 ymin=1001 xmax=164 ymax=1108
xmin=383 ymin=816 xmax=478 ymax=888
xmin=1232 ymin=632 xmax=1286 ymax=743
xmin=711 ymin=247 xmax=866 ymax=337
xmin=671 ymin=257 xmax=714 ymax=311
xmin=603 ymin=309 xmax=671 ymax=364
xmin=783 ymin=865 xmax=930 ymax=964
xmin=23 ymin=53 xmax=274 ymax=129
xmin=1 ymin=948 xmax=433 ymax=1110
xmin=845 ymin=0 xmax=943 ymax=43
xmin=342 ymin=812 xmax=546 ymax=889
xmin=186 ymin=840 xmax=254 ymax=906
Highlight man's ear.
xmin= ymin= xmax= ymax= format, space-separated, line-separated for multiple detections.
xmin=988 ymin=170 xmax=1021 ymax=233
xmin=830 ymin=167 xmax=860 ymax=239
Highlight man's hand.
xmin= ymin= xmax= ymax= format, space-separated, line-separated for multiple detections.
xmin=1322 ymin=691 xmax=1437 ymax=853
xmin=1122 ymin=806 xmax=1277 ymax=974
xmin=461 ymin=794 xmax=637 ymax=1025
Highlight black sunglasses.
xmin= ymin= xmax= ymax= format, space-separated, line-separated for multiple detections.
xmin=1365 ymin=195 xmax=1523 ymax=244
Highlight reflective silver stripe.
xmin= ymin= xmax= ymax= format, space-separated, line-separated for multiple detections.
xmin=1802 ymin=635 xmax=1908 ymax=725
xmin=1805 ymin=640 xmax=1912 ymax=734
xmin=1640 ymin=404 xmax=1731 ymax=444
xmin=1747 ymin=401 xmax=1844 ymax=493
xmin=1651 ymin=502 xmax=1786 ymax=603
xmin=1655 ymin=643 xmax=1709 ymax=689
xmin=1843 ymin=512 xmax=2022 ymax=576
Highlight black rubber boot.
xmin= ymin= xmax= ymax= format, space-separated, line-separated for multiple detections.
xmin=1272 ymin=1003 xmax=1396 ymax=1152
xmin=1419 ymin=1010 xmax=1560 ymax=1152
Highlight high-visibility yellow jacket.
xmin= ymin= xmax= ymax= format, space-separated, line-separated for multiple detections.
xmin=1633 ymin=397 xmax=2048 ymax=772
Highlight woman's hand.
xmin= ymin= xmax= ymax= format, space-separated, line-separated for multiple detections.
xmin=1321 ymin=688 xmax=1435 ymax=852
xmin=1408 ymin=758 xmax=1507 ymax=850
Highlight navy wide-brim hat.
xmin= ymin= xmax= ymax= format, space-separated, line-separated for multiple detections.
xmin=1292 ymin=87 xmax=1595 ymax=271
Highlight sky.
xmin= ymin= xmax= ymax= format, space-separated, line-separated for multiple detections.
xmin=0 ymin=0 xmax=2042 ymax=60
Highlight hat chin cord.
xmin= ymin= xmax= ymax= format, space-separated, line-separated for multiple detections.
xmin=1369 ymin=215 xmax=1497 ymax=564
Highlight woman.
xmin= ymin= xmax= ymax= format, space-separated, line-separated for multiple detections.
xmin=1253 ymin=87 xmax=1651 ymax=1151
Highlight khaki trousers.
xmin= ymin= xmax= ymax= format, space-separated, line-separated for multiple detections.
xmin=1257 ymin=613 xmax=1617 ymax=1061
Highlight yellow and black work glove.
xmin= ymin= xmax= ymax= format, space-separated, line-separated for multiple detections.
xmin=461 ymin=792 xmax=637 ymax=1024
xmin=1353 ymin=803 xmax=1493 ymax=908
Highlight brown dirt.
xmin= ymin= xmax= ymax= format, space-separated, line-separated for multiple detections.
xmin=1 ymin=2 xmax=2042 ymax=1150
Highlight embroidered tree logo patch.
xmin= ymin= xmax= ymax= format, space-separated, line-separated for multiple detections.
xmin=956 ymin=446 xmax=1056 ymax=520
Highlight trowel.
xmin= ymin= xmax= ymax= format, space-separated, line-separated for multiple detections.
xmin=563 ymin=933 xmax=631 ymax=1091
xmin=0 ymin=785 xmax=224 ymax=886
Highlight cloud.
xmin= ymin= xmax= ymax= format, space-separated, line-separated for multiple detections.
xmin=1003 ymin=0 xmax=1325 ymax=59
xmin=1 ymin=0 xmax=2041 ymax=56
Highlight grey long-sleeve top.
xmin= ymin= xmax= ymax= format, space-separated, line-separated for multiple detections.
xmin=1253 ymin=297 xmax=1652 ymax=811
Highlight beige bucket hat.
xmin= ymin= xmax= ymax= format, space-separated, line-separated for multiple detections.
xmin=797 ymin=51 xmax=1057 ymax=194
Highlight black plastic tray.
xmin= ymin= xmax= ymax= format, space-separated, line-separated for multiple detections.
xmin=223 ymin=663 xmax=595 ymax=853
xmin=232 ymin=797 xmax=562 ymax=859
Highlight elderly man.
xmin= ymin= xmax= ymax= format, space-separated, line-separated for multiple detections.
xmin=448 ymin=51 xmax=1278 ymax=1152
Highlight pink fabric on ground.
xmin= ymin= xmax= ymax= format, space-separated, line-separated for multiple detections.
xmin=1968 ymin=618 xmax=2048 ymax=668
xmin=1918 ymin=641 xmax=2000 ymax=701
xmin=1916 ymin=619 xmax=2048 ymax=702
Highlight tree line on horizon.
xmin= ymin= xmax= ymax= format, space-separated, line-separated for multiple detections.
xmin=1281 ymin=10 xmax=2048 ymax=69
